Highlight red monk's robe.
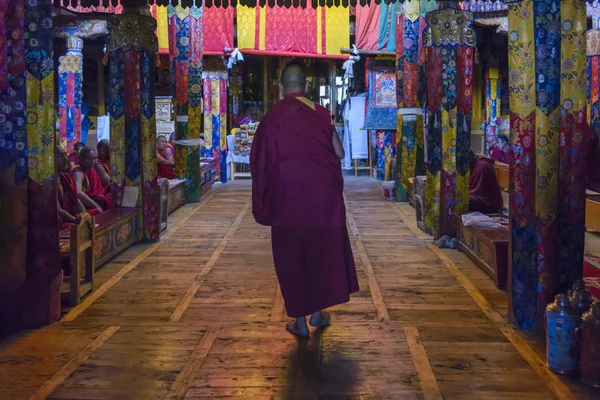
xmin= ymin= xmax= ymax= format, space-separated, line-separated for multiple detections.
xmin=70 ymin=165 xmax=112 ymax=210
xmin=157 ymin=143 xmax=177 ymax=180
xmin=58 ymin=172 xmax=99 ymax=228
xmin=250 ymin=92 xmax=359 ymax=318
xmin=469 ymin=156 xmax=503 ymax=214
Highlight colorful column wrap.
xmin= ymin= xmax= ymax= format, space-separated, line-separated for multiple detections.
xmin=57 ymin=37 xmax=83 ymax=152
xmin=150 ymin=3 xmax=169 ymax=53
xmin=168 ymin=5 xmax=203 ymax=203
xmin=0 ymin=0 xmax=60 ymax=330
xmin=423 ymin=4 xmax=475 ymax=239
xmin=236 ymin=4 xmax=349 ymax=56
xmin=484 ymin=68 xmax=500 ymax=153
xmin=203 ymin=57 xmax=228 ymax=183
xmin=395 ymin=0 xmax=427 ymax=201
xmin=507 ymin=0 xmax=588 ymax=331
xmin=107 ymin=12 xmax=160 ymax=242
xmin=588 ymin=16 xmax=600 ymax=135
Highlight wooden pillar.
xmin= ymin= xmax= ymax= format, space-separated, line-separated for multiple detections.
xmin=106 ymin=11 xmax=160 ymax=242
xmin=507 ymin=0 xmax=587 ymax=332
xmin=423 ymin=3 xmax=475 ymax=239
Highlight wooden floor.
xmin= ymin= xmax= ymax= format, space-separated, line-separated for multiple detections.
xmin=1 ymin=177 xmax=598 ymax=399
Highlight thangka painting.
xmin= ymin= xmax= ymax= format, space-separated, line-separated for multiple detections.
xmin=364 ymin=59 xmax=398 ymax=131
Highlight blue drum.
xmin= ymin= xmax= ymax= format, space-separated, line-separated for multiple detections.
xmin=546 ymin=294 xmax=580 ymax=375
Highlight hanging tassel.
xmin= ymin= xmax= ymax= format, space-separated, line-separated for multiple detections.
xmin=226 ymin=48 xmax=244 ymax=69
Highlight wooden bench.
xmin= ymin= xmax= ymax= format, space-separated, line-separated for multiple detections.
xmin=94 ymin=207 xmax=142 ymax=268
xmin=59 ymin=214 xmax=95 ymax=306
xmin=455 ymin=212 xmax=509 ymax=290
xmin=586 ymin=193 xmax=600 ymax=232
xmin=200 ymin=157 xmax=217 ymax=196
xmin=168 ymin=179 xmax=186 ymax=214
xmin=413 ymin=176 xmax=426 ymax=231
xmin=158 ymin=178 xmax=168 ymax=232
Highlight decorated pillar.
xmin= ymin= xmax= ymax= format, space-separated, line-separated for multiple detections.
xmin=484 ymin=68 xmax=500 ymax=153
xmin=423 ymin=3 xmax=475 ymax=239
xmin=395 ymin=0 xmax=428 ymax=201
xmin=0 ymin=0 xmax=59 ymax=333
xmin=507 ymin=0 xmax=587 ymax=331
xmin=203 ymin=57 xmax=228 ymax=183
xmin=588 ymin=12 xmax=600 ymax=135
xmin=168 ymin=4 xmax=204 ymax=203
xmin=55 ymin=20 xmax=108 ymax=151
xmin=106 ymin=10 xmax=160 ymax=242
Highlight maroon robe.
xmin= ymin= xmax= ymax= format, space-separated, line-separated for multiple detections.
xmin=469 ymin=156 xmax=503 ymax=214
xmin=70 ymin=165 xmax=112 ymax=210
xmin=489 ymin=147 xmax=508 ymax=164
xmin=250 ymin=92 xmax=359 ymax=318
xmin=157 ymin=143 xmax=177 ymax=180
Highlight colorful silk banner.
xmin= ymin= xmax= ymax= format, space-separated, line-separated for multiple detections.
xmin=507 ymin=0 xmax=588 ymax=331
xmin=168 ymin=5 xmax=203 ymax=203
xmin=484 ymin=68 xmax=500 ymax=153
xmin=364 ymin=59 xmax=397 ymax=131
xmin=236 ymin=4 xmax=349 ymax=56
xmin=423 ymin=5 xmax=475 ymax=239
xmin=107 ymin=13 xmax=160 ymax=242
xmin=58 ymin=40 xmax=83 ymax=153
xmin=150 ymin=4 xmax=169 ymax=53
xmin=355 ymin=2 xmax=398 ymax=51
xmin=375 ymin=130 xmax=396 ymax=181
xmin=589 ymin=20 xmax=600 ymax=135
xmin=203 ymin=57 xmax=228 ymax=183
xmin=395 ymin=0 xmax=427 ymax=201
xmin=203 ymin=5 xmax=234 ymax=54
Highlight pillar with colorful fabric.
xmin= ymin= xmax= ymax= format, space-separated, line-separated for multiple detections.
xmin=588 ymin=12 xmax=600 ymax=135
xmin=0 ymin=0 xmax=60 ymax=332
xmin=150 ymin=1 xmax=169 ymax=54
xmin=507 ymin=0 xmax=588 ymax=331
xmin=485 ymin=68 xmax=500 ymax=154
xmin=106 ymin=12 xmax=160 ymax=242
xmin=423 ymin=3 xmax=475 ymax=239
xmin=168 ymin=4 xmax=203 ymax=203
xmin=203 ymin=57 xmax=228 ymax=183
xmin=395 ymin=0 xmax=428 ymax=201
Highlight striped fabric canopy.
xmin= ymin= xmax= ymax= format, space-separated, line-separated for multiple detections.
xmin=54 ymin=0 xmax=524 ymax=10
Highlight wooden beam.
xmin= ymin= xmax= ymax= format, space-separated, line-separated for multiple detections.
xmin=340 ymin=47 xmax=396 ymax=57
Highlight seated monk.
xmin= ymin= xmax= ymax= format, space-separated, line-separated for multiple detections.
xmin=68 ymin=141 xmax=85 ymax=170
xmin=56 ymin=146 xmax=88 ymax=228
xmin=71 ymin=146 xmax=112 ymax=212
xmin=469 ymin=150 xmax=503 ymax=214
xmin=488 ymin=135 xmax=509 ymax=164
xmin=157 ymin=135 xmax=177 ymax=179
xmin=95 ymin=139 xmax=111 ymax=188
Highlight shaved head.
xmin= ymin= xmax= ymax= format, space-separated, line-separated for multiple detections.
xmin=281 ymin=63 xmax=306 ymax=96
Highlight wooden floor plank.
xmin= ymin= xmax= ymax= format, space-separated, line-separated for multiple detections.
xmin=404 ymin=327 xmax=443 ymax=400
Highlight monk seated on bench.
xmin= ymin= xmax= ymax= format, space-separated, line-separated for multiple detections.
xmin=71 ymin=146 xmax=112 ymax=213
xmin=56 ymin=146 xmax=93 ymax=228
xmin=469 ymin=150 xmax=503 ymax=214
xmin=157 ymin=135 xmax=177 ymax=180
xmin=94 ymin=139 xmax=112 ymax=188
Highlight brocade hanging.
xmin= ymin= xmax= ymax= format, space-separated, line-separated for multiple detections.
xmin=423 ymin=5 xmax=475 ymax=239
xmin=203 ymin=57 xmax=228 ymax=183
xmin=484 ymin=68 xmax=500 ymax=153
xmin=507 ymin=0 xmax=588 ymax=331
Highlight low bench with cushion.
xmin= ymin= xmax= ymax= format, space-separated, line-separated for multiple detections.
xmin=93 ymin=207 xmax=142 ymax=267
xmin=168 ymin=179 xmax=186 ymax=214
xmin=455 ymin=212 xmax=509 ymax=290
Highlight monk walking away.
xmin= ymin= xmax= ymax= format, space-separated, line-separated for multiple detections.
xmin=250 ymin=62 xmax=359 ymax=338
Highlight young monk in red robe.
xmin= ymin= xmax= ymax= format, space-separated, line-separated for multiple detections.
xmin=250 ymin=63 xmax=359 ymax=338
xmin=95 ymin=139 xmax=111 ymax=188
xmin=469 ymin=150 xmax=503 ymax=214
xmin=157 ymin=135 xmax=177 ymax=179
xmin=56 ymin=146 xmax=88 ymax=228
xmin=71 ymin=146 xmax=112 ymax=212
xmin=67 ymin=141 xmax=85 ymax=170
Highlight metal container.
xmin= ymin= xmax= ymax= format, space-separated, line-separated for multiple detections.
xmin=546 ymin=294 xmax=580 ymax=375
xmin=580 ymin=301 xmax=600 ymax=388
xmin=569 ymin=280 xmax=593 ymax=317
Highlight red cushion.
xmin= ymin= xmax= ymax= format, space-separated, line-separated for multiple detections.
xmin=583 ymin=253 xmax=600 ymax=300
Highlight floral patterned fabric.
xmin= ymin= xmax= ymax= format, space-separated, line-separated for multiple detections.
xmin=375 ymin=130 xmax=396 ymax=181
xmin=203 ymin=58 xmax=228 ymax=183
xmin=423 ymin=5 xmax=475 ymax=239
xmin=168 ymin=5 xmax=203 ymax=203
xmin=395 ymin=0 xmax=426 ymax=202
xmin=58 ymin=52 xmax=82 ymax=152
xmin=507 ymin=0 xmax=588 ymax=331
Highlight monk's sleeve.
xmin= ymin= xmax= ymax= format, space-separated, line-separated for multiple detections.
xmin=469 ymin=162 xmax=500 ymax=213
xmin=250 ymin=119 xmax=274 ymax=226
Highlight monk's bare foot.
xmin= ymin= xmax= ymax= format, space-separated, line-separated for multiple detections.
xmin=286 ymin=319 xmax=309 ymax=338
xmin=309 ymin=311 xmax=331 ymax=328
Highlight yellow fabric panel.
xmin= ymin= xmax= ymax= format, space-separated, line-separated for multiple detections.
xmin=259 ymin=6 xmax=266 ymax=51
xmin=508 ymin=0 xmax=535 ymax=119
xmin=188 ymin=106 xmax=202 ymax=140
xmin=156 ymin=5 xmax=169 ymax=52
xmin=456 ymin=169 xmax=469 ymax=213
xmin=425 ymin=170 xmax=440 ymax=236
xmin=561 ymin=0 xmax=586 ymax=114
xmin=471 ymin=64 xmax=483 ymax=126
xmin=237 ymin=5 xmax=256 ymax=50
xmin=316 ymin=7 xmax=322 ymax=54
xmin=535 ymin=108 xmax=560 ymax=221
xmin=110 ymin=115 xmax=126 ymax=184
xmin=26 ymin=73 xmax=55 ymax=182
xmin=441 ymin=108 xmax=456 ymax=173
xmin=325 ymin=6 xmax=349 ymax=56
